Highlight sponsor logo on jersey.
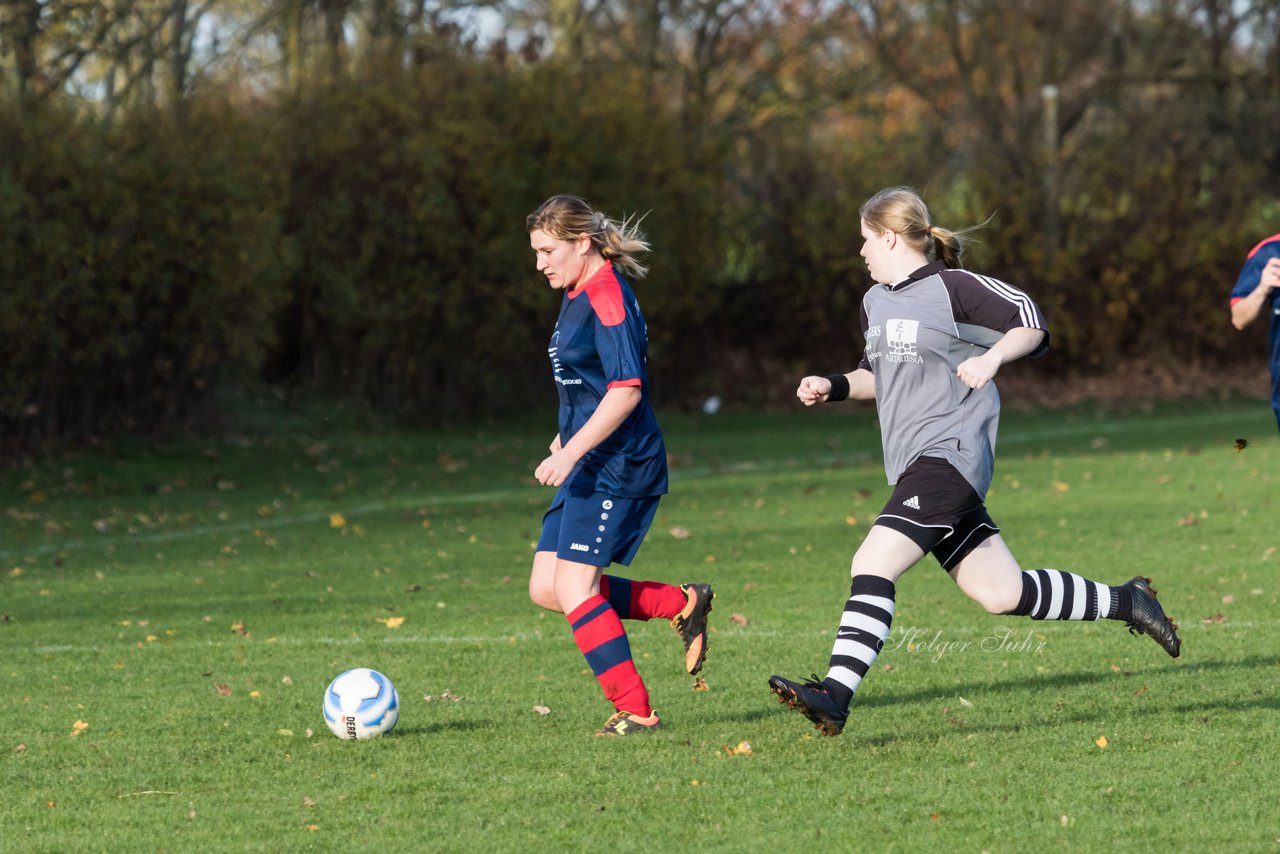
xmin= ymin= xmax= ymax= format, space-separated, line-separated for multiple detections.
xmin=902 ymin=495 xmax=921 ymax=510
xmin=548 ymin=330 xmax=562 ymax=375
xmin=570 ymin=543 xmax=590 ymax=552
xmin=886 ymin=319 xmax=924 ymax=364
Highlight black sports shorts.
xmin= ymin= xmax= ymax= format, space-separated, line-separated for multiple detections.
xmin=873 ymin=455 xmax=1000 ymax=570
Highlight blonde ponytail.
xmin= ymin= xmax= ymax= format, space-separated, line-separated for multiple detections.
xmin=861 ymin=186 xmax=983 ymax=268
xmin=526 ymin=195 xmax=651 ymax=279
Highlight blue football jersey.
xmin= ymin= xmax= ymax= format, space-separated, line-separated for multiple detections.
xmin=547 ymin=264 xmax=668 ymax=497
xmin=1231 ymin=233 xmax=1280 ymax=428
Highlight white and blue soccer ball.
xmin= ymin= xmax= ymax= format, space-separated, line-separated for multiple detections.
xmin=323 ymin=668 xmax=399 ymax=740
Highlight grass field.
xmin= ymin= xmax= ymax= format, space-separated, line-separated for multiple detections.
xmin=2 ymin=397 xmax=1278 ymax=852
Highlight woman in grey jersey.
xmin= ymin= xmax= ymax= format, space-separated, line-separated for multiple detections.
xmin=767 ymin=186 xmax=1181 ymax=737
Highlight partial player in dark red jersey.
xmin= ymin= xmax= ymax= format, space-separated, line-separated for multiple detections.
xmin=1229 ymin=234 xmax=1280 ymax=431
xmin=525 ymin=194 xmax=714 ymax=737
xmin=768 ymin=187 xmax=1181 ymax=737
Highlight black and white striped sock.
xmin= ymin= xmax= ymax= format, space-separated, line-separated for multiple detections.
xmin=1011 ymin=568 xmax=1127 ymax=621
xmin=823 ymin=575 xmax=896 ymax=710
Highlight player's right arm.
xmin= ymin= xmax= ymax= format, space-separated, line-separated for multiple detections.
xmin=796 ymin=369 xmax=876 ymax=406
xmin=1231 ymin=256 xmax=1280 ymax=331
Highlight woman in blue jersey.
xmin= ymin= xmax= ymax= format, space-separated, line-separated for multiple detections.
xmin=768 ymin=186 xmax=1182 ymax=736
xmin=1228 ymin=238 xmax=1280 ymax=431
xmin=526 ymin=194 xmax=713 ymax=737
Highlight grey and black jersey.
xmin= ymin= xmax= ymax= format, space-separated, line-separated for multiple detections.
xmin=857 ymin=261 xmax=1049 ymax=499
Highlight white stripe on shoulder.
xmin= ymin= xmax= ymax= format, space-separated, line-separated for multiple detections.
xmin=972 ymin=273 xmax=1039 ymax=328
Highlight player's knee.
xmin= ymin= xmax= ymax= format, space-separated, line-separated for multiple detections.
xmin=972 ymin=586 xmax=1020 ymax=615
xmin=528 ymin=579 xmax=559 ymax=611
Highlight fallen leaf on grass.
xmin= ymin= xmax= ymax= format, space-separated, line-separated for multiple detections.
xmin=958 ymin=696 xmax=974 ymax=708
xmin=1176 ymin=514 xmax=1197 ymax=527
xmin=215 ymin=684 xmax=232 ymax=697
xmin=329 ymin=513 xmax=346 ymax=528
xmin=669 ymin=526 xmax=692 ymax=540
xmin=532 ymin=705 xmax=552 ymax=716
xmin=723 ymin=741 xmax=752 ymax=756
xmin=70 ymin=721 xmax=89 ymax=737
xmin=1094 ymin=735 xmax=1109 ymax=749
xmin=423 ymin=691 xmax=464 ymax=703
xmin=14 ymin=743 xmax=27 ymax=752
xmin=377 ymin=616 xmax=406 ymax=629
xmin=692 ymin=677 xmax=709 ymax=692
xmin=1202 ymin=612 xmax=1226 ymax=625
xmin=437 ymin=453 xmax=466 ymax=473
xmin=302 ymin=796 xmax=316 ymax=807
xmin=729 ymin=613 xmax=749 ymax=626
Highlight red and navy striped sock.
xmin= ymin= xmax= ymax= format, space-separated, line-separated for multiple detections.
xmin=599 ymin=575 xmax=685 ymax=621
xmin=567 ymin=595 xmax=652 ymax=716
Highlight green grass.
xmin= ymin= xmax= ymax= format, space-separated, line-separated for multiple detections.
xmin=2 ymin=398 xmax=1278 ymax=852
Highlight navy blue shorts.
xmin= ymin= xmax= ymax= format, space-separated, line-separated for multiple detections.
xmin=874 ymin=456 xmax=1000 ymax=570
xmin=537 ymin=488 xmax=661 ymax=567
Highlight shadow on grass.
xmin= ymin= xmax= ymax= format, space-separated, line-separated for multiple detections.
xmin=854 ymin=654 xmax=1279 ymax=710
xmin=391 ymin=720 xmax=490 ymax=737
xmin=742 ymin=655 xmax=1280 ymax=741
xmin=846 ymin=692 xmax=1280 ymax=747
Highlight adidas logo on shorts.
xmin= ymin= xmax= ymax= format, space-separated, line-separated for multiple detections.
xmin=902 ymin=495 xmax=921 ymax=510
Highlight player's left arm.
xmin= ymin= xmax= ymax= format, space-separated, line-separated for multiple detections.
xmin=945 ymin=271 xmax=1050 ymax=390
xmin=956 ymin=327 xmax=1048 ymax=390
xmin=534 ymin=386 xmax=641 ymax=487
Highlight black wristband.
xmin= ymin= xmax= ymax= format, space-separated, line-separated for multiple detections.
xmin=824 ymin=373 xmax=850 ymax=403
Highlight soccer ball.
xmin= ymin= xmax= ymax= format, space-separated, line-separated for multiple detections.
xmin=323 ymin=668 xmax=399 ymax=740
